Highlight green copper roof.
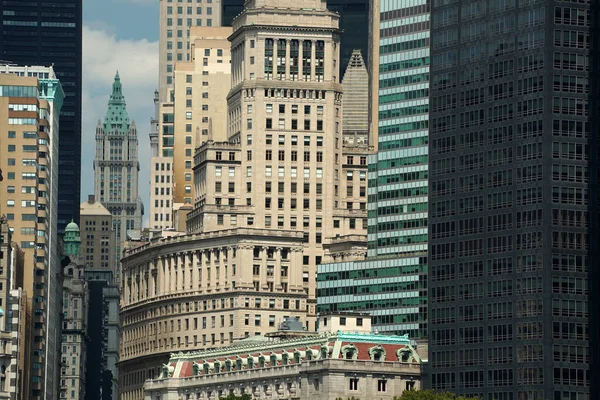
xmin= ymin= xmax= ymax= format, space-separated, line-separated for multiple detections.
xmin=65 ymin=220 xmax=79 ymax=233
xmin=103 ymin=71 xmax=130 ymax=135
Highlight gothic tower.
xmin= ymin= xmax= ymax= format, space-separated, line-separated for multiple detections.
xmin=93 ymin=72 xmax=143 ymax=282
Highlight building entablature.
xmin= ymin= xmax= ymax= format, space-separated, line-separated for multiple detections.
xmin=123 ymin=228 xmax=304 ymax=261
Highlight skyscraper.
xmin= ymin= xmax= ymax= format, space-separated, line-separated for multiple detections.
xmin=79 ymin=195 xmax=120 ymax=399
xmin=93 ymin=73 xmax=143 ymax=281
xmin=220 ymin=0 xmax=370 ymax=76
xmin=119 ymin=1 xmax=369 ymax=397
xmin=428 ymin=0 xmax=598 ymax=398
xmin=0 ymin=0 xmax=82 ymax=232
xmin=0 ymin=65 xmax=64 ymax=399
xmin=158 ymin=0 xmax=224 ymax=102
xmin=317 ymin=0 xmax=429 ymax=339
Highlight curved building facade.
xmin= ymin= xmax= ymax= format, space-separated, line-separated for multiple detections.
xmin=120 ymin=228 xmax=308 ymax=400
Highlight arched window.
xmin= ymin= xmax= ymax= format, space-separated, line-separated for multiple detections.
xmin=320 ymin=345 xmax=328 ymax=359
xmin=368 ymin=345 xmax=386 ymax=361
xmin=341 ymin=344 xmax=358 ymax=360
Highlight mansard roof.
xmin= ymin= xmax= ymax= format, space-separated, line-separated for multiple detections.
xmin=159 ymin=331 xmax=421 ymax=379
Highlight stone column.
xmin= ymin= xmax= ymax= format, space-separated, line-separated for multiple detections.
xmin=219 ymin=248 xmax=226 ymax=289
xmin=291 ymin=247 xmax=304 ymax=292
xmin=274 ymin=247 xmax=282 ymax=290
xmin=240 ymin=245 xmax=253 ymax=289
xmin=200 ymin=250 xmax=208 ymax=291
xmin=192 ymin=250 xmax=200 ymax=291
xmin=285 ymin=39 xmax=290 ymax=80
xmin=208 ymin=249 xmax=216 ymax=290
xmin=261 ymin=246 xmax=269 ymax=290
xmin=299 ymin=40 xmax=304 ymax=81
xmin=170 ymin=254 xmax=177 ymax=293
xmin=311 ymin=40 xmax=316 ymax=81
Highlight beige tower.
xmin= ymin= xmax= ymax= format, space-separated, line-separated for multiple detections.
xmin=158 ymin=0 xmax=224 ymax=103
xmin=119 ymin=1 xmax=372 ymax=398
xmin=172 ymin=26 xmax=233 ymax=206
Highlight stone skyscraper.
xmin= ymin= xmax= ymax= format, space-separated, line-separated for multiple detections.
xmin=119 ymin=0 xmax=371 ymax=397
xmin=94 ymin=73 xmax=143 ymax=280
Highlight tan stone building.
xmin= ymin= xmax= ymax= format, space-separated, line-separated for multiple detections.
xmin=0 ymin=65 xmax=64 ymax=399
xmin=142 ymin=314 xmax=423 ymax=400
xmin=80 ymin=195 xmax=115 ymax=273
xmin=149 ymin=97 xmax=175 ymax=230
xmin=121 ymin=1 xmax=373 ymax=398
xmin=0 ymin=219 xmax=26 ymax=399
xmin=173 ymin=27 xmax=233 ymax=206
xmin=158 ymin=0 xmax=225 ymax=103
xmin=60 ymin=223 xmax=88 ymax=400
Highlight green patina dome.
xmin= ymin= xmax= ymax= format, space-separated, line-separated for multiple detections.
xmin=65 ymin=220 xmax=79 ymax=232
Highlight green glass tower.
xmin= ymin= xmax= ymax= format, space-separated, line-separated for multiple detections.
xmin=317 ymin=0 xmax=429 ymax=339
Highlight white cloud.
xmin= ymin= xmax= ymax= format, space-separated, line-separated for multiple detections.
xmin=81 ymin=25 xmax=158 ymax=227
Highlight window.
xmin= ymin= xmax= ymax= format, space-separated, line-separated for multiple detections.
xmin=377 ymin=380 xmax=387 ymax=392
xmin=349 ymin=378 xmax=359 ymax=391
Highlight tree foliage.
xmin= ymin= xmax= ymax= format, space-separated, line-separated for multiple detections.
xmin=397 ymin=389 xmax=477 ymax=400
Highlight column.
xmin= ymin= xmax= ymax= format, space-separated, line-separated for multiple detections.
xmin=170 ymin=254 xmax=177 ymax=293
xmin=209 ymin=249 xmax=216 ymax=290
xmin=285 ymin=39 xmax=290 ymax=80
xmin=239 ymin=245 xmax=253 ymax=289
xmin=200 ymin=250 xmax=208 ymax=291
xmin=261 ymin=246 xmax=269 ymax=289
xmin=299 ymin=40 xmax=304 ymax=81
xmin=310 ymin=40 xmax=316 ymax=81
xmin=192 ymin=251 xmax=199 ymax=291
xmin=273 ymin=39 xmax=278 ymax=80
xmin=274 ymin=247 xmax=282 ymax=290
xmin=219 ymin=248 xmax=226 ymax=289
xmin=291 ymin=247 xmax=303 ymax=292
xmin=177 ymin=253 xmax=184 ymax=292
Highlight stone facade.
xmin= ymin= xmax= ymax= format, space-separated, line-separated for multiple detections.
xmin=59 ymin=226 xmax=88 ymax=400
xmin=172 ymin=26 xmax=233 ymax=206
xmin=0 ymin=65 xmax=64 ymax=399
xmin=120 ymin=228 xmax=308 ymax=400
xmin=143 ymin=328 xmax=422 ymax=400
xmin=94 ymin=72 xmax=144 ymax=279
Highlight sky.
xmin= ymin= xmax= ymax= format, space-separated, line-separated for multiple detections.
xmin=81 ymin=0 xmax=159 ymax=226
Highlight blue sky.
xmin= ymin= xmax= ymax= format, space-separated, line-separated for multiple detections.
xmin=81 ymin=0 xmax=159 ymax=226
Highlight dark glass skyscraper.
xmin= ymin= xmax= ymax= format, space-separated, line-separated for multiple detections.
xmin=0 ymin=0 xmax=83 ymax=232
xmin=221 ymin=0 xmax=369 ymax=75
xmin=428 ymin=0 xmax=599 ymax=399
